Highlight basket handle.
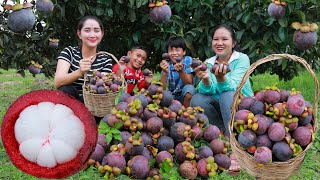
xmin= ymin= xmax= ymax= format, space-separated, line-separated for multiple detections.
xmin=229 ymin=54 xmax=319 ymax=133
xmin=83 ymin=51 xmax=127 ymax=89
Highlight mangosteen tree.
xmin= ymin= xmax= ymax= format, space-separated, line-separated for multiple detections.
xmin=0 ymin=0 xmax=319 ymax=81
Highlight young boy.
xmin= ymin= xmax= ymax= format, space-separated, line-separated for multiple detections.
xmin=160 ymin=36 xmax=196 ymax=107
xmin=112 ymin=45 xmax=152 ymax=95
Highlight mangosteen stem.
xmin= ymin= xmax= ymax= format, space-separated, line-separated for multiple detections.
xmin=132 ymin=131 xmax=141 ymax=140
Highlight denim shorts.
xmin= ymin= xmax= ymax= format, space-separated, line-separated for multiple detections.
xmin=174 ymin=84 xmax=196 ymax=104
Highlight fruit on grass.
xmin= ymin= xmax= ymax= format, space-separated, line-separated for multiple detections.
xmin=197 ymin=156 xmax=218 ymax=178
xmin=254 ymin=146 xmax=272 ymax=165
xmin=125 ymin=132 xmax=144 ymax=156
xmin=149 ymin=5 xmax=172 ymax=24
xmin=170 ymin=122 xmax=188 ymax=143
xmin=238 ymin=130 xmax=257 ymax=149
xmin=292 ymin=126 xmax=312 ymax=147
xmin=214 ymin=153 xmax=231 ymax=170
xmin=90 ymin=144 xmax=105 ymax=162
xmin=197 ymin=146 xmax=213 ymax=159
xmin=2 ymin=90 xmax=97 ymax=178
xmin=101 ymin=152 xmax=126 ymax=172
xmin=268 ymin=122 xmax=286 ymax=142
xmin=210 ymin=139 xmax=225 ymax=155
xmin=272 ymin=141 xmax=293 ymax=161
xmin=127 ymin=155 xmax=150 ymax=179
xmin=155 ymin=151 xmax=173 ymax=165
xmin=179 ymin=160 xmax=198 ymax=179
xmin=36 ymin=0 xmax=54 ymax=13
xmin=160 ymin=90 xmax=173 ymax=107
xmin=146 ymin=117 xmax=163 ymax=134
xmin=203 ymin=124 xmax=220 ymax=142
xmin=8 ymin=8 xmax=36 ymax=33
xmin=148 ymin=168 xmax=162 ymax=179
xmin=156 ymin=136 xmax=174 ymax=152
xmin=175 ymin=141 xmax=196 ymax=162
xmin=267 ymin=2 xmax=286 ymax=19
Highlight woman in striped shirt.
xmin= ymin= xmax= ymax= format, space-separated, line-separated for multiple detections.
xmin=54 ymin=16 xmax=112 ymax=102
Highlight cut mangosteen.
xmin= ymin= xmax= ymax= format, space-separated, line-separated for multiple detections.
xmin=1 ymin=90 xmax=97 ymax=179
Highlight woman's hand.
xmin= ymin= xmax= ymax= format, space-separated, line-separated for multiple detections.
xmin=211 ymin=63 xmax=229 ymax=81
xmin=194 ymin=65 xmax=209 ymax=80
xmin=160 ymin=60 xmax=169 ymax=73
xmin=79 ymin=55 xmax=95 ymax=75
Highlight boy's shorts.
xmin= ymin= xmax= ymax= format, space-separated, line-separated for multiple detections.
xmin=174 ymin=84 xmax=196 ymax=104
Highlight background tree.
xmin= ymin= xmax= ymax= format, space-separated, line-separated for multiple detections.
xmin=0 ymin=0 xmax=319 ymax=81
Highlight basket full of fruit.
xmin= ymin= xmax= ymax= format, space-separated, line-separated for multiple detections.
xmin=83 ymin=51 xmax=126 ymax=117
xmin=228 ymin=54 xmax=319 ymax=179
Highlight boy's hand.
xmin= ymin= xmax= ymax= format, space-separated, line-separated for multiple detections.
xmin=118 ymin=56 xmax=128 ymax=72
xmin=144 ymin=72 xmax=153 ymax=84
xmin=79 ymin=55 xmax=95 ymax=75
xmin=173 ymin=62 xmax=184 ymax=72
xmin=160 ymin=60 xmax=169 ymax=73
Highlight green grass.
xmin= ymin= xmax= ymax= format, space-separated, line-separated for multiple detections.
xmin=0 ymin=69 xmax=319 ymax=179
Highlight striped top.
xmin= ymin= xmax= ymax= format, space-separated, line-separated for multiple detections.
xmin=57 ymin=46 xmax=113 ymax=95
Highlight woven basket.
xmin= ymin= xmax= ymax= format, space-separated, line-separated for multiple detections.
xmin=83 ymin=51 xmax=126 ymax=117
xmin=228 ymin=54 xmax=319 ymax=179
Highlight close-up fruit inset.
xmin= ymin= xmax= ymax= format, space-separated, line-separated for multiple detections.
xmin=1 ymin=90 xmax=98 ymax=179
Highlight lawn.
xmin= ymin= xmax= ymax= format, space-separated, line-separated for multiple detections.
xmin=0 ymin=69 xmax=319 ymax=180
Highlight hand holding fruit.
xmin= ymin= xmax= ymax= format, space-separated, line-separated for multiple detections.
xmin=160 ymin=60 xmax=169 ymax=73
xmin=210 ymin=63 xmax=231 ymax=77
xmin=118 ymin=56 xmax=129 ymax=72
xmin=79 ymin=55 xmax=95 ymax=75
xmin=173 ymin=61 xmax=184 ymax=72
xmin=195 ymin=67 xmax=209 ymax=80
xmin=143 ymin=69 xmax=153 ymax=84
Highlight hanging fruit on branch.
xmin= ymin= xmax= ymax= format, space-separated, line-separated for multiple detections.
xmin=4 ymin=1 xmax=36 ymax=34
xmin=291 ymin=22 xmax=318 ymax=51
xmin=267 ymin=0 xmax=286 ymax=19
xmin=149 ymin=0 xmax=172 ymax=24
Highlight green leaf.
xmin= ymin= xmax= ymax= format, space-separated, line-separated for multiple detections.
xmin=242 ymin=13 xmax=251 ymax=24
xmin=114 ymin=121 xmax=123 ymax=130
xmin=226 ymin=1 xmax=237 ymax=8
xmin=113 ymin=134 xmax=122 ymax=141
xmin=105 ymin=7 xmax=113 ymax=17
xmin=78 ymin=3 xmax=86 ymax=16
xmin=294 ymin=10 xmax=306 ymax=22
xmin=132 ymin=31 xmax=140 ymax=44
xmin=110 ymin=129 xmax=121 ymax=134
xmin=129 ymin=0 xmax=135 ymax=8
xmin=95 ymin=7 xmax=104 ymax=16
xmin=278 ymin=18 xmax=288 ymax=27
xmin=106 ymin=133 xmax=113 ymax=144
xmin=278 ymin=27 xmax=286 ymax=42
xmin=117 ymin=0 xmax=124 ymax=3
xmin=128 ymin=9 xmax=136 ymax=22
xmin=235 ymin=30 xmax=245 ymax=41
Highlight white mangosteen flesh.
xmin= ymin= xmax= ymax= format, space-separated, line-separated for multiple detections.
xmin=14 ymin=102 xmax=85 ymax=168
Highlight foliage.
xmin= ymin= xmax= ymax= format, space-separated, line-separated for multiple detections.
xmin=0 ymin=0 xmax=319 ymax=80
xmin=98 ymin=121 xmax=122 ymax=144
